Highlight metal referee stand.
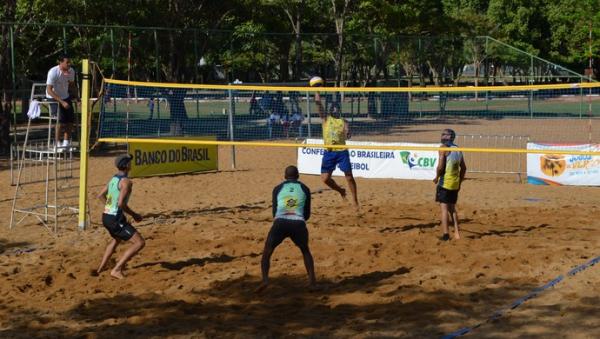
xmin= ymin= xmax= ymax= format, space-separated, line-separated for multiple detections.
xmin=9 ymin=83 xmax=83 ymax=233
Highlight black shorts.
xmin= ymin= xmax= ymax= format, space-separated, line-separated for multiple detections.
xmin=102 ymin=213 xmax=137 ymax=241
xmin=266 ymin=218 xmax=309 ymax=251
xmin=50 ymin=98 xmax=75 ymax=124
xmin=436 ymin=186 xmax=459 ymax=204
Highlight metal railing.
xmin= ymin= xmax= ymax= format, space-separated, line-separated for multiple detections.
xmin=459 ymin=134 xmax=530 ymax=181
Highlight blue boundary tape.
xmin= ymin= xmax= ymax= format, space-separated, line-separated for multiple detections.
xmin=442 ymin=254 xmax=600 ymax=339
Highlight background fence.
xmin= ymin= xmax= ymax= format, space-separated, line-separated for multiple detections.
xmin=2 ymin=22 xmax=595 ymax=157
xmin=3 ymin=22 xmax=591 ymax=106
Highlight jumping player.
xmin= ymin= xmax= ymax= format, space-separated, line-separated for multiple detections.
xmin=433 ymin=129 xmax=467 ymax=241
xmin=315 ymin=92 xmax=359 ymax=209
xmin=96 ymin=154 xmax=146 ymax=279
xmin=256 ymin=165 xmax=316 ymax=292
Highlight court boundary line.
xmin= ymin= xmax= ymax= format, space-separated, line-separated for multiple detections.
xmin=442 ymin=254 xmax=600 ymax=338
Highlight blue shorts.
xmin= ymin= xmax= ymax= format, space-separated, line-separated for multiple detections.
xmin=321 ymin=150 xmax=352 ymax=173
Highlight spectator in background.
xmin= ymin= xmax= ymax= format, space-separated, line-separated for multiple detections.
xmin=291 ymin=111 xmax=304 ymax=137
xmin=166 ymin=88 xmax=188 ymax=136
xmin=148 ymin=96 xmax=155 ymax=118
xmin=249 ymin=91 xmax=260 ymax=115
xmin=268 ymin=110 xmax=281 ymax=139
xmin=259 ymin=91 xmax=272 ymax=115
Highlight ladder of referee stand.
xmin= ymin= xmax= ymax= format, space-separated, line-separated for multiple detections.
xmin=9 ymin=83 xmax=83 ymax=233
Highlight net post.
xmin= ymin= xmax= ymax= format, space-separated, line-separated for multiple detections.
xmin=529 ymin=55 xmax=534 ymax=118
xmin=78 ymin=59 xmax=90 ymax=230
xmin=306 ymin=91 xmax=312 ymax=138
xmin=228 ymin=87 xmax=236 ymax=169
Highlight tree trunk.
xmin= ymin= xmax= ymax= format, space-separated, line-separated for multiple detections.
xmin=294 ymin=3 xmax=303 ymax=81
xmin=167 ymin=31 xmax=180 ymax=82
xmin=294 ymin=32 xmax=301 ymax=81
xmin=331 ymin=0 xmax=350 ymax=87
xmin=474 ymin=60 xmax=481 ymax=100
xmin=427 ymin=61 xmax=441 ymax=86
xmin=279 ymin=41 xmax=291 ymax=82
xmin=283 ymin=2 xmax=304 ymax=81
xmin=0 ymin=1 xmax=16 ymax=155
xmin=334 ymin=29 xmax=344 ymax=87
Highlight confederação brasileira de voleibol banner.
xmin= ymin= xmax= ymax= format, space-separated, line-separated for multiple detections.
xmin=129 ymin=137 xmax=218 ymax=178
xmin=527 ymin=142 xmax=600 ymax=186
xmin=297 ymin=139 xmax=439 ymax=180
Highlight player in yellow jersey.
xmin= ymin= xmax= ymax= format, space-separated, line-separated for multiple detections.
xmin=433 ymin=129 xmax=467 ymax=240
xmin=315 ymin=92 xmax=358 ymax=209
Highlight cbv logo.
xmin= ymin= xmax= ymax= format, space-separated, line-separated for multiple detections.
xmin=400 ymin=151 xmax=436 ymax=169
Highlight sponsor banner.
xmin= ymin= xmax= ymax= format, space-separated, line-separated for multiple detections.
xmin=297 ymin=139 xmax=438 ymax=180
xmin=527 ymin=142 xmax=600 ymax=186
xmin=129 ymin=137 xmax=218 ymax=177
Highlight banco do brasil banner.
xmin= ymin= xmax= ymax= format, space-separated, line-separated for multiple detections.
xmin=129 ymin=137 xmax=218 ymax=177
xmin=298 ymin=139 xmax=439 ymax=180
xmin=527 ymin=142 xmax=600 ymax=186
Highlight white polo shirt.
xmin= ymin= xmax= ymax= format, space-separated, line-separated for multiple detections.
xmin=46 ymin=65 xmax=75 ymax=100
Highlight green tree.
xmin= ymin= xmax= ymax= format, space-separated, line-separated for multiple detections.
xmin=546 ymin=0 xmax=600 ymax=77
xmin=443 ymin=0 xmax=493 ymax=87
xmin=486 ymin=0 xmax=551 ymax=83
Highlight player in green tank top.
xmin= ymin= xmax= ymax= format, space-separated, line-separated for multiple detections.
xmin=433 ymin=129 xmax=467 ymax=241
xmin=95 ymin=154 xmax=145 ymax=279
xmin=256 ymin=165 xmax=316 ymax=293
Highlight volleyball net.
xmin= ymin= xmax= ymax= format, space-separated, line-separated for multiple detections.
xmin=96 ymin=78 xmax=600 ymax=155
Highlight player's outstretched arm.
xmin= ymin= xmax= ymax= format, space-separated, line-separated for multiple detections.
xmin=314 ymin=92 xmax=326 ymax=121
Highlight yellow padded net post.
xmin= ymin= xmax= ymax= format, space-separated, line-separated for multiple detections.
xmin=78 ymin=59 xmax=90 ymax=230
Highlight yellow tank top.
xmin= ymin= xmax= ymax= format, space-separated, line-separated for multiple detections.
xmin=440 ymin=145 xmax=463 ymax=190
xmin=323 ymin=116 xmax=346 ymax=151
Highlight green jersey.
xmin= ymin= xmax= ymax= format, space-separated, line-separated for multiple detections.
xmin=103 ymin=175 xmax=129 ymax=216
xmin=272 ymin=180 xmax=311 ymax=221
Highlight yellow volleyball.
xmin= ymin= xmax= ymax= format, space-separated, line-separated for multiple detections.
xmin=309 ymin=76 xmax=324 ymax=87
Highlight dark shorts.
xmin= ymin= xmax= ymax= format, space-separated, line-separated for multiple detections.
xmin=436 ymin=186 xmax=459 ymax=204
xmin=49 ymin=98 xmax=75 ymax=124
xmin=102 ymin=213 xmax=137 ymax=241
xmin=266 ymin=218 xmax=309 ymax=250
xmin=321 ymin=150 xmax=352 ymax=173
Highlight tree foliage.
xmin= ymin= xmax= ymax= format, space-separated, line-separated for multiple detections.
xmin=2 ymin=0 xmax=599 ymax=86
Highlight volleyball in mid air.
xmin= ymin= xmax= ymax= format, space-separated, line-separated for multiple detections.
xmin=309 ymin=76 xmax=324 ymax=87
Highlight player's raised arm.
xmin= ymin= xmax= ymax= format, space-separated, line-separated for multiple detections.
xmin=314 ymin=92 xmax=327 ymax=121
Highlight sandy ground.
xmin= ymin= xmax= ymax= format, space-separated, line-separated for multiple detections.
xmin=1 ymin=142 xmax=600 ymax=338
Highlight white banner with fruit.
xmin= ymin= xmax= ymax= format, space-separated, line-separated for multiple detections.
xmin=527 ymin=143 xmax=600 ymax=186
